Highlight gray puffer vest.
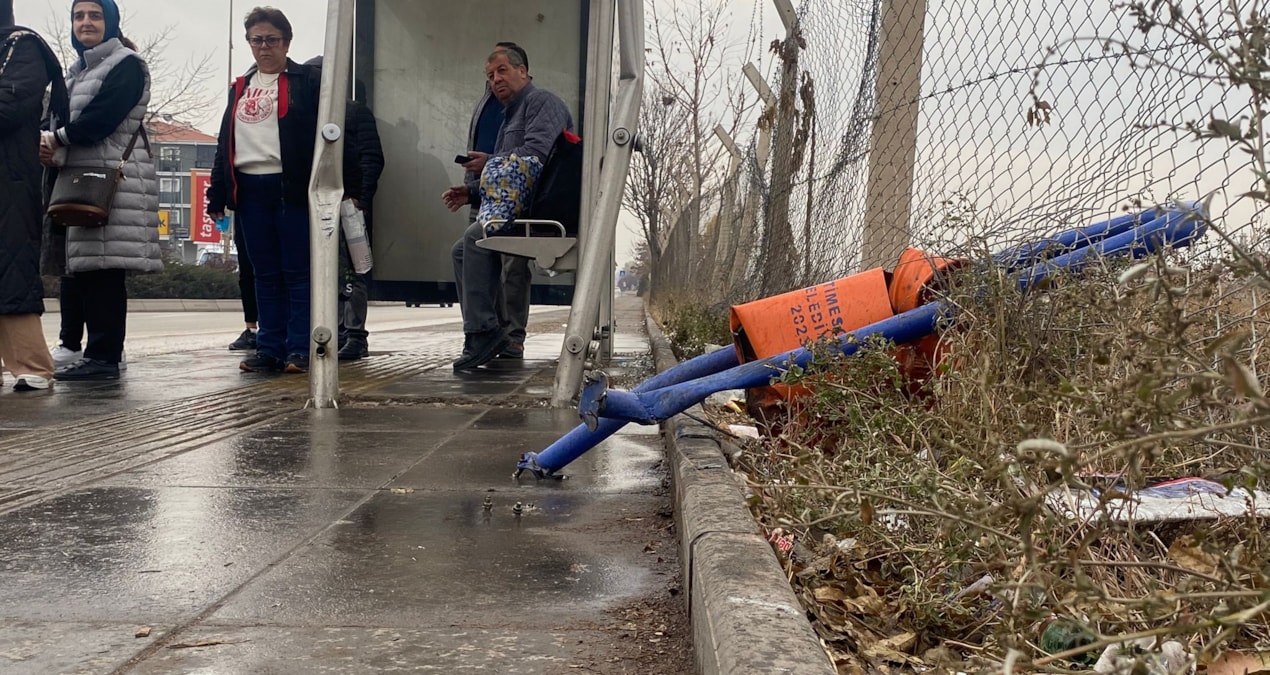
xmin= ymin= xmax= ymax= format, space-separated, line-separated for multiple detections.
xmin=56 ymin=39 xmax=161 ymax=275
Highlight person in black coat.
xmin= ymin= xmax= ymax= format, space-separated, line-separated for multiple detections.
xmin=0 ymin=0 xmax=68 ymax=391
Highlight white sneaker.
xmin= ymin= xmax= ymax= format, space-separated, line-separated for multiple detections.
xmin=15 ymin=375 xmax=50 ymax=391
xmin=119 ymin=350 xmax=127 ymax=371
xmin=51 ymin=345 xmax=82 ymax=369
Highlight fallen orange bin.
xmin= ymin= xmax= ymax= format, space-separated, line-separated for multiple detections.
xmin=730 ymin=268 xmax=895 ymax=362
xmin=730 ymin=269 xmax=895 ymax=423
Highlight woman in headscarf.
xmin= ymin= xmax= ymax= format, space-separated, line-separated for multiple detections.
xmin=41 ymin=0 xmax=161 ymax=381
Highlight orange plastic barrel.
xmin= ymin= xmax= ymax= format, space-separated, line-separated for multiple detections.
xmin=730 ymin=269 xmax=895 ymax=362
xmin=730 ymin=270 xmax=895 ymax=424
xmin=889 ymin=247 xmax=965 ymax=314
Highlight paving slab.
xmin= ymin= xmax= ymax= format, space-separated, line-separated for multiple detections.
xmin=0 ymin=620 xmax=167 ymax=675
xmin=206 ymin=490 xmax=660 ymax=629
xmin=392 ymin=423 xmax=665 ymax=495
xmin=100 ymin=430 xmax=443 ymax=489
xmin=125 ymin=625 xmax=629 ymax=674
xmin=262 ymin=407 xmax=482 ymax=434
xmin=0 ymin=486 xmax=365 ymax=624
xmin=469 ymin=407 xmax=581 ymax=432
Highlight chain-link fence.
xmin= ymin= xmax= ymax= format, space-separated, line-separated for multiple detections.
xmin=648 ymin=0 xmax=1269 ymax=306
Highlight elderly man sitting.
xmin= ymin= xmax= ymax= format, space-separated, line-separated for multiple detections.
xmin=442 ymin=45 xmax=573 ymax=371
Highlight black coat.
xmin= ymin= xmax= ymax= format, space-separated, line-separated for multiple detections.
xmin=343 ymin=98 xmax=384 ymax=208
xmin=0 ymin=27 xmax=65 ymax=315
xmin=207 ymin=59 xmax=322 ymax=213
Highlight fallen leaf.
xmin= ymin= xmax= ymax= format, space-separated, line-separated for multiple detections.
xmin=134 ymin=627 xmax=151 ymax=638
xmin=1168 ymin=535 xmax=1220 ymax=576
xmin=813 ymin=586 xmax=848 ymax=603
xmin=1209 ymin=651 xmax=1270 ymax=675
xmin=860 ymin=499 xmax=874 ymax=527
xmin=842 ymin=587 xmax=887 ymax=616
xmin=862 ymin=631 xmax=918 ymax=663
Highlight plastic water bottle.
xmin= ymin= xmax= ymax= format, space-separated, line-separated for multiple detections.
xmin=340 ymin=200 xmax=373 ymax=274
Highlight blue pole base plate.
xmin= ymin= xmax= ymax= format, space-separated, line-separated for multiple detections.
xmin=514 ymin=452 xmax=567 ymax=481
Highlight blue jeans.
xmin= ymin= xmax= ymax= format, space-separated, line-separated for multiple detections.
xmin=235 ymin=173 xmax=310 ymax=360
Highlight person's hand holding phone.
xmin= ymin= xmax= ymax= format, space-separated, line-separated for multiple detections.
xmin=460 ymin=151 xmax=489 ymax=175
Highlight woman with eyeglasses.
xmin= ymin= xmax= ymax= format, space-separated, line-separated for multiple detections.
xmin=207 ymin=6 xmax=321 ymax=374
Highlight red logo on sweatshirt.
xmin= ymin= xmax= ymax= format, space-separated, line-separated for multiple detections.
xmin=237 ymin=86 xmax=275 ymax=124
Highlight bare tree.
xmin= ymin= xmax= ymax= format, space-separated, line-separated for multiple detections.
xmin=43 ymin=19 xmax=218 ymax=126
xmin=646 ymin=0 xmax=761 ymax=263
xmin=622 ymin=86 xmax=694 ymax=270
xmin=131 ymin=27 xmax=219 ymax=126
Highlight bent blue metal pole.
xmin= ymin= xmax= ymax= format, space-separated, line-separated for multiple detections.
xmin=520 ymin=204 xmax=1207 ymax=477
xmin=1017 ymin=206 xmax=1204 ymax=286
xmin=588 ymin=302 xmax=947 ymax=426
xmin=993 ymin=208 xmax=1161 ymax=271
xmin=585 ymin=205 xmax=1206 ymax=428
xmin=516 ymin=341 xmax=741 ymax=479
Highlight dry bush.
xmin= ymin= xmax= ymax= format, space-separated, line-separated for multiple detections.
xmin=649 ymin=291 xmax=733 ymax=359
xmin=733 ymin=249 xmax=1270 ymax=672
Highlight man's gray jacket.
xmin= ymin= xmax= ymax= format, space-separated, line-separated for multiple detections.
xmin=464 ymin=81 xmax=573 ymax=201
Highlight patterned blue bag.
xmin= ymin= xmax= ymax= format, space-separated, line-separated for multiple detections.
xmin=476 ymin=154 xmax=544 ymax=235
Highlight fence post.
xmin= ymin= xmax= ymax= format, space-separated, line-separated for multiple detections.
xmin=729 ymin=63 xmax=778 ymax=292
xmin=760 ymin=0 xmax=801 ymax=297
xmin=860 ymin=0 xmax=928 ymax=271
xmin=712 ymin=125 xmax=743 ymax=295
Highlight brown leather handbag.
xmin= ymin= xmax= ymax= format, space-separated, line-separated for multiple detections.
xmin=47 ymin=125 xmax=150 ymax=228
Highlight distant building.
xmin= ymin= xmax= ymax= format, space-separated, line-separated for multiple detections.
xmin=149 ymin=118 xmax=218 ymax=242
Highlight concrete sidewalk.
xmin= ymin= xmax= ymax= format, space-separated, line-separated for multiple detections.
xmin=40 ymin=299 xmax=411 ymax=313
xmin=0 ymin=295 xmax=692 ymax=674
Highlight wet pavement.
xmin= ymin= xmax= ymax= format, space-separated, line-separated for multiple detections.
xmin=0 ymin=296 xmax=691 ymax=674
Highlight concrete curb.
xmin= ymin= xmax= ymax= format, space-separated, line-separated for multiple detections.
xmin=644 ymin=310 xmax=835 ymax=675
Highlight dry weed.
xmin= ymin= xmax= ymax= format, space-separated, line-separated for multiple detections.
xmin=731 ymin=252 xmax=1270 ymax=672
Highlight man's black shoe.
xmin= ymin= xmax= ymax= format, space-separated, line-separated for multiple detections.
xmin=452 ymin=330 xmax=509 ymax=371
xmin=55 ymin=358 xmax=120 ymax=381
xmin=284 ymin=353 xmax=309 ymax=374
xmin=338 ymin=339 xmax=369 ymax=361
xmin=497 ymin=341 xmax=525 ymax=359
xmin=228 ymin=329 xmax=257 ymax=351
xmin=240 ymin=352 xmax=285 ymax=373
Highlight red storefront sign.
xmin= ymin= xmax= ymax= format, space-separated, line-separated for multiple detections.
xmin=190 ymin=172 xmax=219 ymax=243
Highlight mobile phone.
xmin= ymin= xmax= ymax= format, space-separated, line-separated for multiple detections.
xmin=454 ymin=154 xmax=473 ymax=165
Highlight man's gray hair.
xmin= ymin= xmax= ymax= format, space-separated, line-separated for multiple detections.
xmin=488 ymin=46 xmax=527 ymax=69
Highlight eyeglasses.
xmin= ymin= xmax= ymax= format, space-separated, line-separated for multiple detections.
xmin=247 ymin=36 xmax=284 ymax=48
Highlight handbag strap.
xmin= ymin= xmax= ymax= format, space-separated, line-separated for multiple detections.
xmin=0 ymin=31 xmax=32 ymax=78
xmin=117 ymin=124 xmax=151 ymax=169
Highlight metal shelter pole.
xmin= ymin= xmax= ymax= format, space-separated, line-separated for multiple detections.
xmin=306 ymin=0 xmax=354 ymax=408
xmin=550 ymin=0 xmax=645 ymax=407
